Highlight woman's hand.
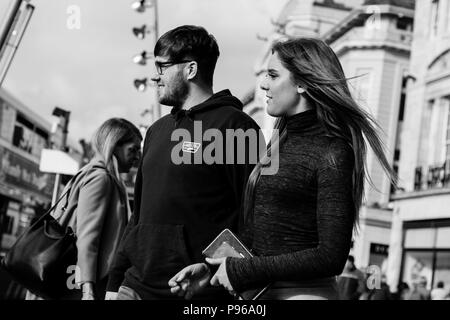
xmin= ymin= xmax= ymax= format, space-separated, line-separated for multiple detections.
xmin=206 ymin=257 xmax=236 ymax=296
xmin=168 ymin=263 xmax=211 ymax=299
xmin=81 ymin=282 xmax=96 ymax=300
xmin=105 ymin=291 xmax=118 ymax=300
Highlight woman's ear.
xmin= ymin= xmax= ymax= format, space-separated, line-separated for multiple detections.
xmin=297 ymin=86 xmax=305 ymax=94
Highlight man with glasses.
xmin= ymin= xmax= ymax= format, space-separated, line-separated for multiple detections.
xmin=106 ymin=25 xmax=261 ymax=300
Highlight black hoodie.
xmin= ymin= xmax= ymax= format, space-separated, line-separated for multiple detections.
xmin=107 ymin=90 xmax=261 ymax=299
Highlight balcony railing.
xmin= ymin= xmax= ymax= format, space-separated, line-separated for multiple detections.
xmin=414 ymin=162 xmax=450 ymax=191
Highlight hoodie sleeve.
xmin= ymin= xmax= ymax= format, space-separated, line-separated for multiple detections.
xmin=223 ymin=119 xmax=263 ymax=236
xmin=106 ymin=127 xmax=149 ymax=292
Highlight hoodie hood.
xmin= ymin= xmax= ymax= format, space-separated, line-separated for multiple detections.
xmin=170 ymin=89 xmax=243 ymax=122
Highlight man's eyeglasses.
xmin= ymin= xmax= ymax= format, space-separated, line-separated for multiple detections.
xmin=154 ymin=60 xmax=192 ymax=75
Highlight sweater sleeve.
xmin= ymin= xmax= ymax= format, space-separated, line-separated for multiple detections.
xmin=226 ymin=140 xmax=355 ymax=292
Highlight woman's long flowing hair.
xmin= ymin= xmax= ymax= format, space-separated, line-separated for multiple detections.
xmin=243 ymin=38 xmax=397 ymax=230
xmin=91 ymin=118 xmax=142 ymax=192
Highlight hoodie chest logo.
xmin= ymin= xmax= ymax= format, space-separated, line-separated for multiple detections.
xmin=182 ymin=141 xmax=201 ymax=153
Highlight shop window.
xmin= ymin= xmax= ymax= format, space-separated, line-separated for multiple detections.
xmin=12 ymin=113 xmax=49 ymax=157
xmin=436 ymin=227 xmax=450 ymax=248
xmin=12 ymin=124 xmax=33 ymax=153
xmin=402 ymin=251 xmax=434 ymax=290
xmin=434 ymin=252 xmax=450 ymax=291
xmin=0 ymin=215 xmax=13 ymax=235
xmin=404 ymin=228 xmax=436 ymax=248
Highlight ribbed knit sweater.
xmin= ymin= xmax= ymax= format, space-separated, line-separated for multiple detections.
xmin=226 ymin=109 xmax=356 ymax=293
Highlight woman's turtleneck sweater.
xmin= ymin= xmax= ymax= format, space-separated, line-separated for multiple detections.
xmin=226 ymin=109 xmax=356 ymax=292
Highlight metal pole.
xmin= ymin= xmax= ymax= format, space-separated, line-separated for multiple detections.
xmin=51 ymin=173 xmax=61 ymax=205
xmin=51 ymin=110 xmax=70 ymax=205
xmin=0 ymin=0 xmax=22 ymax=49
xmin=152 ymin=0 xmax=161 ymax=121
xmin=0 ymin=2 xmax=34 ymax=86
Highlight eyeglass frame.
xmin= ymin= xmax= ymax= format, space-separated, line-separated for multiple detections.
xmin=154 ymin=59 xmax=193 ymax=75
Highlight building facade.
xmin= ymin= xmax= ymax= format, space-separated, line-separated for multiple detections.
xmin=0 ymin=88 xmax=81 ymax=255
xmin=386 ymin=0 xmax=450 ymax=293
xmin=323 ymin=0 xmax=414 ymax=272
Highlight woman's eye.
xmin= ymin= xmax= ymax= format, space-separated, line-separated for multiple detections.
xmin=268 ymin=73 xmax=277 ymax=79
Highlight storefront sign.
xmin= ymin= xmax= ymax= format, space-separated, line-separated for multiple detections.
xmin=370 ymin=243 xmax=389 ymax=255
xmin=0 ymin=145 xmax=53 ymax=199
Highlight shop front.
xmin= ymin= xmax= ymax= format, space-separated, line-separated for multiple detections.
xmin=387 ymin=190 xmax=450 ymax=293
xmin=400 ymin=220 xmax=450 ymax=291
xmin=0 ymin=144 xmax=53 ymax=253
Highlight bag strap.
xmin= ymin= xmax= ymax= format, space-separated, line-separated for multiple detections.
xmin=34 ymin=169 xmax=86 ymax=224
xmin=54 ymin=163 xmax=108 ymax=222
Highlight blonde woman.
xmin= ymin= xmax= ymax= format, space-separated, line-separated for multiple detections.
xmin=26 ymin=118 xmax=142 ymax=300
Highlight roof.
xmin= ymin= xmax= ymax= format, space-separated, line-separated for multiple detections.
xmin=0 ymin=87 xmax=51 ymax=132
xmin=313 ymin=0 xmax=353 ymax=11
xmin=363 ymin=0 xmax=415 ymax=9
xmin=322 ymin=1 xmax=414 ymax=44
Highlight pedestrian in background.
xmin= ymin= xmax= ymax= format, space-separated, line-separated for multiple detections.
xmin=391 ymin=282 xmax=410 ymax=300
xmin=337 ymin=256 xmax=366 ymax=300
xmin=26 ymin=118 xmax=142 ymax=300
xmin=431 ymin=281 xmax=447 ymax=300
xmin=405 ymin=277 xmax=431 ymax=300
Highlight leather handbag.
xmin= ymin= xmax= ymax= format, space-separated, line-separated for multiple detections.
xmin=0 ymin=171 xmax=83 ymax=299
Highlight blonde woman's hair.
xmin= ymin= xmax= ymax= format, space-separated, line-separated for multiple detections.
xmin=91 ymin=118 xmax=142 ymax=188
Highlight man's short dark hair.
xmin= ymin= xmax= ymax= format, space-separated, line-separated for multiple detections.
xmin=154 ymin=25 xmax=220 ymax=86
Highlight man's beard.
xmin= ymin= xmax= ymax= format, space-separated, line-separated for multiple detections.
xmin=159 ymin=76 xmax=189 ymax=108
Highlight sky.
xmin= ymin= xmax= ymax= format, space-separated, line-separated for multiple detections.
xmin=1 ymin=0 xmax=289 ymax=145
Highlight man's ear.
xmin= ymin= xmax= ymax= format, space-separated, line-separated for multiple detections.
xmin=186 ymin=61 xmax=198 ymax=80
xmin=297 ymin=86 xmax=305 ymax=94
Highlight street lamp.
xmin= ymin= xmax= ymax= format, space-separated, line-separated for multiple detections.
xmin=134 ymin=78 xmax=150 ymax=92
xmin=51 ymin=106 xmax=71 ymax=205
xmin=132 ymin=24 xmax=151 ymax=40
xmin=133 ymin=50 xmax=153 ymax=65
xmin=131 ymin=0 xmax=154 ymax=13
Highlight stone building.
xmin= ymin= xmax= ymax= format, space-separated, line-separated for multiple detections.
xmin=386 ymin=0 xmax=450 ymax=293
xmin=323 ymin=0 xmax=414 ymax=272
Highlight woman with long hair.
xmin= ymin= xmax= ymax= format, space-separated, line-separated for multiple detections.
xmin=26 ymin=118 xmax=142 ymax=300
xmin=168 ymin=38 xmax=396 ymax=300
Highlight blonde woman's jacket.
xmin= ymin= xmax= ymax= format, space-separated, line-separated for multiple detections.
xmin=52 ymin=157 xmax=128 ymax=285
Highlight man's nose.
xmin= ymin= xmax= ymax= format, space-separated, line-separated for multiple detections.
xmin=150 ymin=73 xmax=160 ymax=82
